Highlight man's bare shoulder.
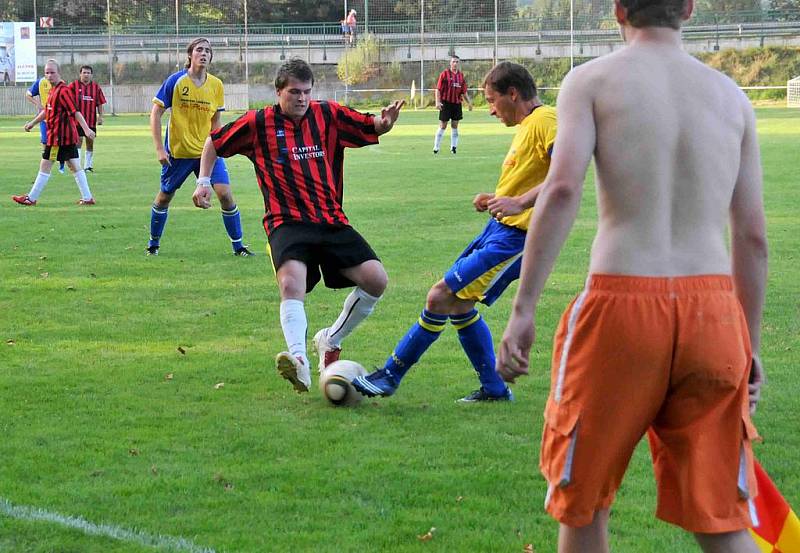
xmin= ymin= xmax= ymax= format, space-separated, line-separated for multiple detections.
xmin=561 ymin=49 xmax=631 ymax=91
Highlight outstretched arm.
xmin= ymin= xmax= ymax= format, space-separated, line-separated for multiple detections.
xmin=74 ymin=111 xmax=95 ymax=141
xmin=26 ymin=92 xmax=42 ymax=111
xmin=23 ymin=109 xmax=46 ymax=131
xmin=462 ymin=91 xmax=473 ymax=111
xmin=374 ymin=100 xmax=405 ymax=135
xmin=150 ymin=104 xmax=169 ymax=166
xmin=193 ymin=137 xmax=219 ymax=209
xmin=729 ymin=94 xmax=768 ymax=414
xmin=487 ymin=185 xmax=543 ymax=219
xmin=497 ymin=69 xmax=596 ymax=383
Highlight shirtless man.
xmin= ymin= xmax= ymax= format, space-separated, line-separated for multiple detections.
xmin=495 ymin=1 xmax=766 ymax=552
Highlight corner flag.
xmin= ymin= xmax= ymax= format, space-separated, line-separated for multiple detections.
xmin=750 ymin=460 xmax=800 ymax=553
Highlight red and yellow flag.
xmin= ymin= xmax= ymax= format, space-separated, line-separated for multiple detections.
xmin=750 ymin=460 xmax=800 ymax=553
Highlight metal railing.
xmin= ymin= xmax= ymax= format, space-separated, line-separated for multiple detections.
xmin=34 ymin=8 xmax=800 ymax=38
xmin=37 ymin=18 xmax=800 ymax=53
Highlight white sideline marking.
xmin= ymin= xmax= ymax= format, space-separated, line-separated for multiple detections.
xmin=0 ymin=497 xmax=217 ymax=553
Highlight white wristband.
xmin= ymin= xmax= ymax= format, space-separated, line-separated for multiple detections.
xmin=197 ymin=176 xmax=212 ymax=188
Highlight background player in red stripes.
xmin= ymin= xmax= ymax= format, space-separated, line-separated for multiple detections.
xmin=69 ymin=65 xmax=106 ymax=172
xmin=13 ymin=59 xmax=96 ymax=206
xmin=193 ymin=58 xmax=404 ymax=394
xmin=434 ymin=55 xmax=473 ymax=155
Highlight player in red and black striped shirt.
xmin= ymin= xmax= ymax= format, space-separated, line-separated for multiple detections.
xmin=434 ymin=55 xmax=473 ymax=155
xmin=193 ymin=58 xmax=404 ymax=393
xmin=13 ymin=59 xmax=96 ymax=206
xmin=69 ymin=65 xmax=106 ymax=171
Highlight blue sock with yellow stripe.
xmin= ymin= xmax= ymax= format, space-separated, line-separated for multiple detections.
xmin=452 ymin=309 xmax=506 ymax=396
xmin=383 ymin=309 xmax=448 ymax=382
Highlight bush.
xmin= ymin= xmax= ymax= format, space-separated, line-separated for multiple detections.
xmin=337 ymin=34 xmax=382 ymax=86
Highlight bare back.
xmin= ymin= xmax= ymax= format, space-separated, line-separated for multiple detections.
xmin=581 ymin=39 xmax=750 ymax=275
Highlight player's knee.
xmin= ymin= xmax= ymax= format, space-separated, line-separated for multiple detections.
xmin=154 ymin=191 xmax=173 ymax=208
xmin=277 ymin=274 xmax=305 ymax=299
xmin=425 ymin=281 xmax=454 ymax=312
xmin=215 ymin=188 xmax=235 ymax=210
xmin=361 ymin=265 xmax=388 ymax=297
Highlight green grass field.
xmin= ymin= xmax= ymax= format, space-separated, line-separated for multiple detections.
xmin=1 ymin=108 xmax=798 ymax=553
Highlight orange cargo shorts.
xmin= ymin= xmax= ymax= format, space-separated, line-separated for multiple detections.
xmin=540 ymin=274 xmax=759 ymax=533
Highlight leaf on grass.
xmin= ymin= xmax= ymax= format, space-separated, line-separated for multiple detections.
xmin=177 ymin=346 xmax=186 ymax=355
xmin=128 ymin=448 xmax=140 ymax=456
xmin=66 ymin=286 xmax=76 ymax=291
xmin=151 ymin=465 xmax=158 ymax=475
xmin=40 ymin=272 xmax=49 ymax=278
xmin=39 ymin=256 xmax=47 ymax=260
xmin=523 ymin=544 xmax=535 ymax=553
xmin=164 ymin=373 xmax=174 ymax=381
xmin=456 ymin=496 xmax=463 ymax=502
xmin=6 ymin=339 xmax=15 ymax=346
xmin=224 ymin=482 xmax=234 ymax=491
xmin=417 ymin=527 xmax=436 ymax=542
xmin=214 ymin=382 xmax=225 ymax=390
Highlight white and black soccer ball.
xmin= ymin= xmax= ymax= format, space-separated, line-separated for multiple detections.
xmin=319 ymin=360 xmax=367 ymax=407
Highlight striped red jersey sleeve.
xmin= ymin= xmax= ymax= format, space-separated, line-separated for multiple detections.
xmin=211 ymin=110 xmax=256 ymax=159
xmin=45 ymin=81 xmax=79 ymax=146
xmin=329 ymin=102 xmax=378 ymax=148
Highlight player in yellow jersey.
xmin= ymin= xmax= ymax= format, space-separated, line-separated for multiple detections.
xmin=353 ymin=62 xmax=556 ymax=402
xmin=147 ymin=37 xmax=252 ymax=257
xmin=26 ymin=75 xmax=52 ymax=147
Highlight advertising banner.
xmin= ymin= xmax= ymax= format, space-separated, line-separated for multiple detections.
xmin=0 ymin=22 xmax=37 ymax=83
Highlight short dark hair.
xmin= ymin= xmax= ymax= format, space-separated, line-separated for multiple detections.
xmin=482 ymin=61 xmax=537 ymax=101
xmin=275 ymin=58 xmax=315 ymax=90
xmin=79 ymin=65 xmax=93 ymax=73
xmin=620 ymin=0 xmax=687 ymax=30
xmin=185 ymin=38 xmax=212 ymax=69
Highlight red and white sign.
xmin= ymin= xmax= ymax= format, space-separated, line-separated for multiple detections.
xmin=39 ymin=17 xmax=53 ymax=28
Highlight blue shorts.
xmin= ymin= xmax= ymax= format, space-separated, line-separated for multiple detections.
xmin=160 ymin=157 xmax=229 ymax=194
xmin=444 ymin=218 xmax=526 ymax=306
xmin=39 ymin=121 xmax=47 ymax=144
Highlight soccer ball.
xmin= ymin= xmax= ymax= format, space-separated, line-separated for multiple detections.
xmin=319 ymin=360 xmax=367 ymax=407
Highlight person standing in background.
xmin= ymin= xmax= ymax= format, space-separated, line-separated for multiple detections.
xmin=434 ymin=55 xmax=473 ymax=155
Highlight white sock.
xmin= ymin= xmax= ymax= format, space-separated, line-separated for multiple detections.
xmin=74 ymin=169 xmax=92 ymax=200
xmin=326 ymin=288 xmax=381 ymax=347
xmin=280 ymin=299 xmax=308 ymax=366
xmin=28 ymin=171 xmax=51 ymax=201
xmin=85 ymin=150 xmax=94 ymax=168
xmin=434 ymin=128 xmax=445 ymax=151
xmin=451 ymin=128 xmax=459 ymax=149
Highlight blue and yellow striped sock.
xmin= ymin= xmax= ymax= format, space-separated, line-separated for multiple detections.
xmin=452 ymin=309 xmax=506 ymax=396
xmin=221 ymin=205 xmax=244 ymax=251
xmin=383 ymin=309 xmax=448 ymax=382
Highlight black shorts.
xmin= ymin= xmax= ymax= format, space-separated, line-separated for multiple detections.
xmin=439 ymin=101 xmax=463 ymax=122
xmin=77 ymin=125 xmax=96 ymax=138
xmin=42 ymin=144 xmax=79 ymax=162
xmin=268 ymin=222 xmax=380 ymax=292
